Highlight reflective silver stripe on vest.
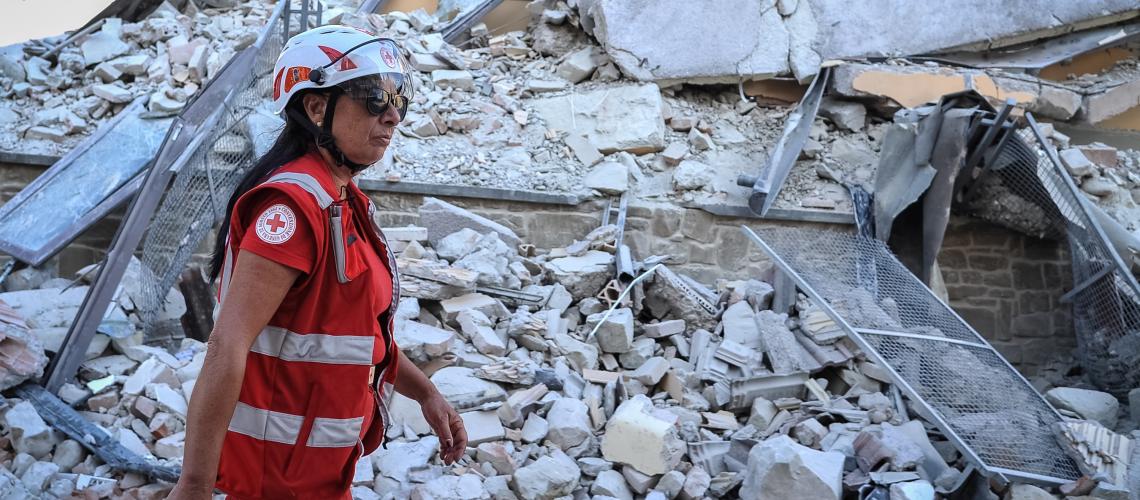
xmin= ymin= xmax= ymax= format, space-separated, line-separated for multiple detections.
xmin=250 ymin=326 xmax=374 ymax=365
xmin=228 ymin=402 xmax=304 ymax=445
xmin=307 ymin=416 xmax=365 ymax=448
xmin=265 ymin=172 xmax=334 ymax=209
xmin=228 ymin=403 xmax=362 ymax=448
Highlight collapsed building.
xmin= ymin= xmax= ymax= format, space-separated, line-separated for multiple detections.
xmin=0 ymin=0 xmax=1139 ymax=499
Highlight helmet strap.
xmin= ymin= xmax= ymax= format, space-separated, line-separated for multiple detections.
xmin=288 ymin=89 xmax=372 ymax=173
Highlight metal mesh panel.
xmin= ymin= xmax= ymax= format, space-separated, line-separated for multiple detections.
xmin=745 ymin=226 xmax=1082 ymax=483
xmin=134 ymin=5 xmax=286 ymax=337
xmin=966 ymin=122 xmax=1140 ymax=395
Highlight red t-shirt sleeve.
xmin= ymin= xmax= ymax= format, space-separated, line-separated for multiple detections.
xmin=238 ymin=191 xmax=317 ymax=274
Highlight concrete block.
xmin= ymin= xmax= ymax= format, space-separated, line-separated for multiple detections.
xmin=544 ymin=251 xmax=614 ymax=299
xmin=547 ymin=397 xmax=592 ymax=450
xmin=643 ymin=319 xmax=685 ymax=338
xmin=740 ymin=434 xmax=843 ymax=500
xmin=432 ymin=69 xmax=475 ymax=91
xmin=601 ymin=395 xmax=685 ymax=475
xmin=460 ymin=410 xmax=505 ymax=445
xmin=588 ymin=308 xmax=634 ymax=353
xmin=3 ymin=401 xmax=54 ymax=459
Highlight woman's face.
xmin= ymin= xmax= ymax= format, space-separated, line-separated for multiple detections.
xmin=305 ymin=79 xmax=403 ymax=167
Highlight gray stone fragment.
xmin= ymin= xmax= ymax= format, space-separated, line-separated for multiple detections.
xmin=593 ymin=0 xmax=789 ymax=82
xmin=592 ymin=469 xmax=634 ymax=500
xmin=547 ymin=397 xmax=591 ymax=450
xmin=1045 ymin=387 xmax=1119 ymax=428
xmin=412 ymin=473 xmax=485 ymax=499
xmin=92 ymin=84 xmax=133 ymax=104
xmin=374 ymin=436 xmax=439 ymax=482
xmin=673 ymin=160 xmax=713 ymax=190
xmin=584 ymin=161 xmax=629 ymax=194
xmin=0 ymin=54 xmax=25 ymax=82
xmin=528 ymin=84 xmax=666 ymax=154
xmin=511 ymin=449 xmax=581 ymax=499
xmin=740 ymin=434 xmax=843 ymax=500
xmin=19 ymin=461 xmax=58 ymax=494
xmin=4 ymin=401 xmax=55 ymax=459
xmin=81 ymin=31 xmax=129 ymax=65
xmin=544 ymin=251 xmax=613 ymax=299
xmin=521 ymin=414 xmax=549 ymax=443
xmin=655 ymin=470 xmax=686 ymax=499
xmin=588 ymin=308 xmax=634 ymax=353
xmin=1059 ymin=148 xmax=1095 ymax=177
xmin=819 ymin=98 xmax=866 ymax=132
xmin=687 ymin=128 xmax=713 ymax=151
xmin=680 ymin=466 xmax=711 ymax=500
xmin=52 ymin=440 xmax=86 ymax=472
xmin=578 ymin=456 xmax=613 ymax=477
xmin=556 ymin=47 xmax=603 ymax=83
xmin=431 ymin=69 xmax=475 ymax=91
xmin=485 ymin=475 xmax=517 ymax=500
xmin=430 ymin=367 xmax=507 ymax=407
xmin=889 ymin=480 xmax=934 ymax=500
xmin=419 ymin=197 xmax=520 ymax=249
xmin=631 ymin=357 xmax=669 ymax=386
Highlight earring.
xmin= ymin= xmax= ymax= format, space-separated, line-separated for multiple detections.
xmin=316 ymin=121 xmax=323 ymax=126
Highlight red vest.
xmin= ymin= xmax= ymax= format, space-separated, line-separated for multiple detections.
xmin=214 ymin=153 xmax=401 ymax=499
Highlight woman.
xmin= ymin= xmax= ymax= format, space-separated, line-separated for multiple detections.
xmin=169 ymin=26 xmax=467 ymax=499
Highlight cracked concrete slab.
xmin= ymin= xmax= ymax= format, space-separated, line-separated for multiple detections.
xmin=590 ymin=0 xmax=1140 ymax=85
xmin=593 ymin=0 xmax=790 ymax=84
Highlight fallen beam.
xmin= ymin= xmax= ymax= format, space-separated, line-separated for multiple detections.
xmin=13 ymin=383 xmax=181 ymax=482
xmin=441 ymin=0 xmax=505 ymax=44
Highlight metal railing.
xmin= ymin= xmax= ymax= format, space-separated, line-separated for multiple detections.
xmin=744 ymin=225 xmax=1082 ymax=485
xmin=976 ymin=116 xmax=1140 ymax=396
xmin=135 ymin=1 xmax=290 ymax=337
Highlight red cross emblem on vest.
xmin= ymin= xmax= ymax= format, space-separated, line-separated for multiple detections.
xmin=255 ymin=204 xmax=297 ymax=244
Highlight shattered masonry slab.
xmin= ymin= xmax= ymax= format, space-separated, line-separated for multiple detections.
xmin=528 ymin=83 xmax=667 ymax=154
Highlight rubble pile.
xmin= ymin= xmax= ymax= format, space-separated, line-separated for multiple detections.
xmin=0 ymin=199 xmax=1133 ymax=499
xmin=0 ymin=0 xmax=273 ymax=156
xmin=324 ymin=5 xmax=873 ymax=213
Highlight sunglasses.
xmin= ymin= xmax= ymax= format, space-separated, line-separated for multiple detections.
xmin=338 ymin=84 xmax=409 ymax=121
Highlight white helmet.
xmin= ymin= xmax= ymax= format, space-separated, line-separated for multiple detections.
xmin=271 ymin=25 xmax=413 ymax=115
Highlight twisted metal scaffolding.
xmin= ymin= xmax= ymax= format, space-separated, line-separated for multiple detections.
xmin=964 ymin=116 xmax=1140 ymax=396
xmin=135 ymin=3 xmax=290 ymax=337
xmin=744 ymin=225 xmax=1082 ymax=485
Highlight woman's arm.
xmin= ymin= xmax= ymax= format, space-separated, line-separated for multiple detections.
xmin=169 ymin=252 xmax=300 ymax=499
xmin=394 ymin=350 xmax=468 ymax=463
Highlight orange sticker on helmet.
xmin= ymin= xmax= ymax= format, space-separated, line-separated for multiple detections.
xmin=283 ymin=66 xmax=311 ymax=93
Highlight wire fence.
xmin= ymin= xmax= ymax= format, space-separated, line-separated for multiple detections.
xmin=745 ymin=226 xmax=1082 ymax=484
xmin=966 ymin=120 xmax=1140 ymax=396
xmin=134 ymin=1 xmax=290 ymax=338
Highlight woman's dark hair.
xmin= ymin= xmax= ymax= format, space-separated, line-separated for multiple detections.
xmin=208 ymin=96 xmax=315 ymax=281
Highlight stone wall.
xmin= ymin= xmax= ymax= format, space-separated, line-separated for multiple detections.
xmin=938 ymin=216 xmax=1076 ymax=375
xmin=367 ymin=191 xmax=835 ymax=285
